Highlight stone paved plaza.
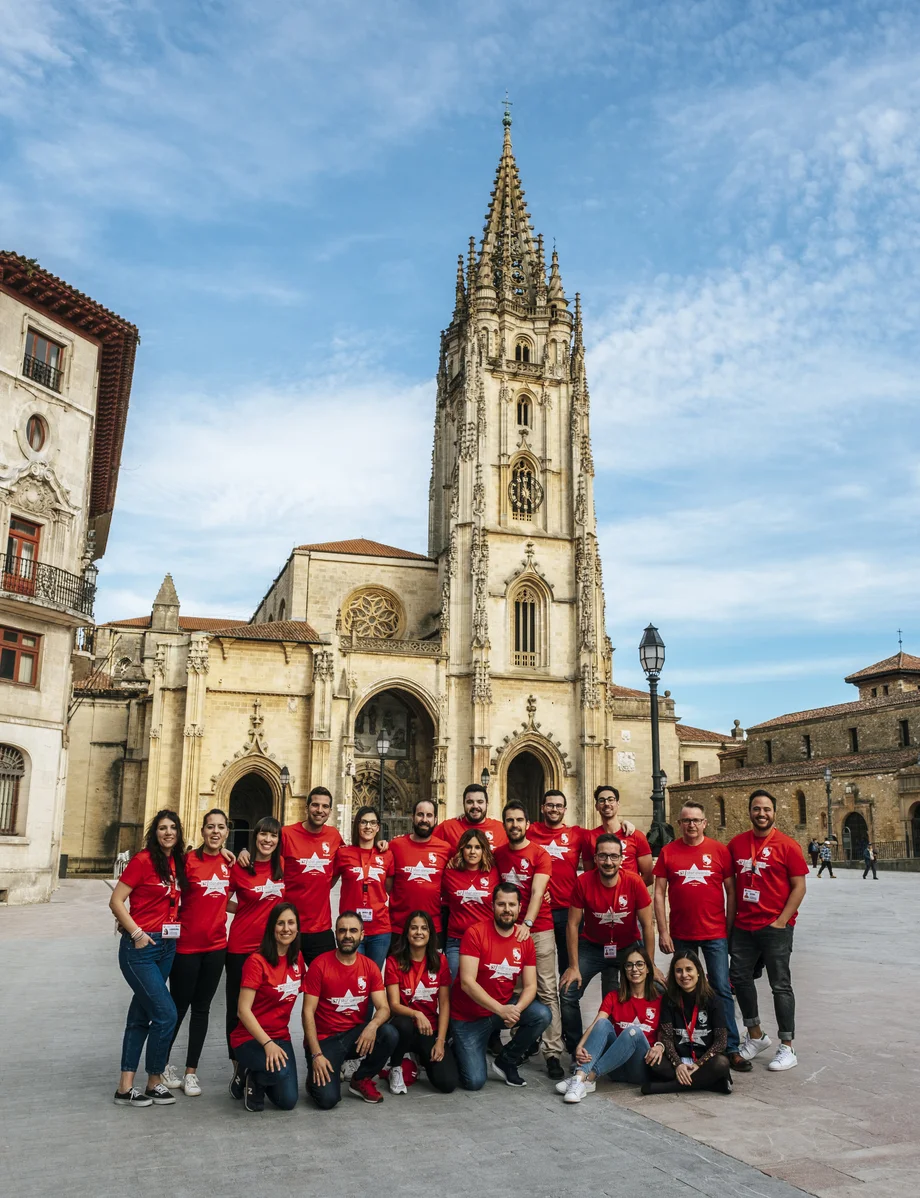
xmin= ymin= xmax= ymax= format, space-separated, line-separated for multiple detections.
xmin=1 ymin=870 xmax=915 ymax=1197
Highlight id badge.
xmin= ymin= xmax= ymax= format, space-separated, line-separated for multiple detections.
xmin=161 ymin=923 xmax=181 ymax=939
xmin=603 ymin=944 xmax=618 ymax=960
xmin=742 ymin=888 xmax=761 ymax=904
xmin=357 ymin=908 xmax=374 ymax=923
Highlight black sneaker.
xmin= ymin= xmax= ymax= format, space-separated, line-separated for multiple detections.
xmin=492 ymin=1055 xmax=526 ymax=1087
xmin=229 ymin=1062 xmax=245 ymax=1100
xmin=144 ymin=1083 xmax=176 ymax=1105
xmin=114 ymin=1087 xmax=153 ymax=1107
xmin=716 ymin=1075 xmax=733 ymax=1095
xmin=546 ymin=1056 xmax=565 ymax=1080
xmin=243 ymin=1073 xmax=264 ymax=1113
xmin=525 ymin=1039 xmax=541 ymax=1060
xmin=487 ymin=1030 xmax=504 ymax=1056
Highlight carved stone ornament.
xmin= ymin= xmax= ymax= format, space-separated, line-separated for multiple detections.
xmin=472 ymin=659 xmax=493 ymax=704
xmin=312 ymin=649 xmax=335 ymax=680
xmin=153 ymin=644 xmax=167 ymax=678
xmin=0 ymin=460 xmax=76 ymax=517
xmin=448 ymin=528 xmax=458 ymax=576
xmin=471 ymin=527 xmax=489 ymax=648
xmin=449 ymin=458 xmax=460 ymax=519
xmin=184 ymin=723 xmax=204 ymax=737
xmin=187 ymin=640 xmax=209 ymax=674
xmin=580 ymin=661 xmax=600 ymax=709
xmin=472 ymin=464 xmax=485 ymax=517
xmin=343 ymin=588 xmax=402 ymax=639
xmin=616 ymin=751 xmax=636 ymax=773
xmin=574 ymin=476 xmax=587 ymax=526
xmin=460 ymin=421 xmax=476 ymax=461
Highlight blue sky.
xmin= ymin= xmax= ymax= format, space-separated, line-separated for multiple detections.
xmin=3 ymin=0 xmax=919 ymax=734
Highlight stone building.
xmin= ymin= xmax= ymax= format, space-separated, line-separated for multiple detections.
xmin=0 ymin=252 xmax=138 ymax=902
xmin=63 ymin=118 xmax=726 ymax=870
xmin=668 ymin=652 xmax=920 ymax=858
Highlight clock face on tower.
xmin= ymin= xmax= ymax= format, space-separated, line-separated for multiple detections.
xmin=509 ymin=467 xmax=544 ymax=517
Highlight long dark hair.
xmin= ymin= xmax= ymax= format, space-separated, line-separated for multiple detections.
xmin=351 ymin=805 xmax=380 ymax=848
xmin=666 ymin=949 xmax=713 ymax=1007
xmin=448 ymin=827 xmax=494 ymax=871
xmin=195 ymin=808 xmax=229 ymax=860
xmin=616 ymin=945 xmax=658 ymax=1002
xmin=246 ymin=816 xmax=283 ymax=881
xmin=258 ymin=902 xmax=300 ymax=967
xmin=390 ymin=910 xmax=441 ymax=974
xmin=144 ymin=808 xmax=188 ymax=891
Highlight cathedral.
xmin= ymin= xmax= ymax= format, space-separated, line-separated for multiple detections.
xmin=63 ymin=117 xmax=728 ymax=871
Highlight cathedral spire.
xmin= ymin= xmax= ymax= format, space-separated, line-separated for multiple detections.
xmin=548 ymin=246 xmax=567 ymax=306
xmin=476 ymin=108 xmax=539 ymax=307
xmin=453 ymin=253 xmax=466 ymax=320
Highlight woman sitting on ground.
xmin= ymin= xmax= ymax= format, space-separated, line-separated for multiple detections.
xmin=441 ymin=829 xmax=499 ymax=982
xmin=557 ymin=946 xmax=663 ymax=1104
xmin=642 ymin=949 xmax=732 ymax=1095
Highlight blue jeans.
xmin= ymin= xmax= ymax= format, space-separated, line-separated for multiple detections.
xmin=673 ymin=936 xmax=738 ymax=1053
xmin=118 ymin=932 xmax=177 ymax=1075
xmin=451 ymin=1000 xmax=552 ymax=1091
xmin=306 ymin=1022 xmax=399 ymax=1109
xmin=358 ymin=933 xmax=391 ymax=970
xmin=234 ymin=1038 xmax=299 ymax=1110
xmin=445 ymin=937 xmax=461 ymax=982
xmin=560 ymin=939 xmax=638 ymax=1054
xmin=580 ymin=1020 xmax=651 ymax=1084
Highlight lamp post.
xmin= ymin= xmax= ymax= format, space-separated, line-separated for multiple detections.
xmin=279 ymin=764 xmax=290 ymax=826
xmin=640 ymin=623 xmax=671 ymax=855
xmin=480 ymin=767 xmax=490 ymax=793
xmin=824 ymin=765 xmax=833 ymax=851
xmin=376 ymin=728 xmax=391 ymax=810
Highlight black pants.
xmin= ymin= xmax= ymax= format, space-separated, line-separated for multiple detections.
xmin=810 ymin=852 xmax=819 ymax=868
xmin=300 ymin=930 xmax=335 ymax=967
xmin=388 ymin=1013 xmax=457 ymax=1093
xmin=225 ymin=951 xmax=248 ymax=1060
xmin=306 ymin=1022 xmax=399 ymax=1110
xmin=863 ymin=861 xmax=878 ymax=879
xmin=552 ymin=907 xmax=570 ymax=975
xmin=168 ymin=948 xmax=226 ymax=1069
xmin=817 ymin=860 xmax=835 ymax=877
xmin=651 ymin=1053 xmax=730 ymax=1091
xmin=730 ymin=925 xmax=795 ymax=1041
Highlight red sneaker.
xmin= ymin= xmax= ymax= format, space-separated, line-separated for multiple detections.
xmin=348 ymin=1076 xmax=384 ymax=1104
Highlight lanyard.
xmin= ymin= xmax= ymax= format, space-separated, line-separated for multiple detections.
xmin=683 ymin=1003 xmax=700 ymax=1060
xmin=166 ymin=859 xmax=179 ymax=919
xmin=747 ymin=827 xmax=776 ymax=874
xmin=600 ymin=873 xmax=623 ymax=944
xmin=359 ymin=848 xmax=377 ymax=894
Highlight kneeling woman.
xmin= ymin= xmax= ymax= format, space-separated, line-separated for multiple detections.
xmin=383 ymin=910 xmax=457 ymax=1094
xmin=643 ymin=949 xmax=732 ymax=1095
xmin=230 ymin=902 xmax=305 ymax=1112
xmin=558 ymin=947 xmax=663 ymax=1104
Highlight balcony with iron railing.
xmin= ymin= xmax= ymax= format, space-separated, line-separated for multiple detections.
xmin=22 ymin=353 xmax=63 ymax=393
xmin=1 ymin=553 xmax=95 ymax=618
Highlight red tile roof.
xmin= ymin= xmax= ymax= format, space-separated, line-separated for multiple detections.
xmin=675 ymin=722 xmax=730 ymax=744
xmin=670 ymin=746 xmax=920 ymax=790
xmin=104 ymin=616 xmax=250 ymax=631
xmin=296 ymin=538 xmax=430 ymax=561
xmin=208 ymin=620 xmax=322 ymax=643
xmin=748 ymin=687 xmax=920 ymax=732
xmin=844 ymin=651 xmax=920 ymax=683
xmin=607 ymin=684 xmax=651 ymax=700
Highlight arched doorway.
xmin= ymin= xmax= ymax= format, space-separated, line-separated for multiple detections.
xmin=506 ymin=751 xmax=545 ymax=823
xmin=842 ymin=811 xmax=869 ymax=861
xmin=353 ymin=687 xmax=435 ymax=840
xmin=910 ymin=803 xmax=920 ymax=857
xmin=229 ymin=772 xmax=274 ymax=855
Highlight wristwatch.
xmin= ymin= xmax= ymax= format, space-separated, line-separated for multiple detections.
xmin=523 ymin=919 xmax=534 ymax=928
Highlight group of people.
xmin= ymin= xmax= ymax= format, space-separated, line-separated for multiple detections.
xmin=807 ymin=836 xmax=880 ymax=879
xmin=110 ymin=780 xmax=809 ymax=1111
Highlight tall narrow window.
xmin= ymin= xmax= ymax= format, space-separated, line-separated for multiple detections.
xmin=0 ymin=745 xmax=25 ymax=835
xmin=803 ymin=734 xmax=812 ymax=760
xmin=516 ymin=396 xmax=531 ymax=426
xmin=796 ymin=790 xmax=807 ymax=825
xmin=848 ymin=727 xmax=859 ymax=753
xmin=278 ymin=599 xmax=286 ymax=622
xmin=3 ymin=517 xmax=41 ymax=597
xmin=513 ymin=587 xmax=538 ymax=667
xmin=765 ymin=739 xmax=773 ymax=764
xmin=717 ymin=797 xmax=726 ymax=828
xmin=23 ymin=330 xmax=64 ymax=392
xmin=900 ymin=719 xmax=910 ymax=747
xmin=514 ymin=341 xmax=531 ymax=363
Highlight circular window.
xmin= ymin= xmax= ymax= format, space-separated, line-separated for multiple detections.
xmin=343 ymin=588 xmax=403 ymax=639
xmin=26 ymin=415 xmax=47 ymax=451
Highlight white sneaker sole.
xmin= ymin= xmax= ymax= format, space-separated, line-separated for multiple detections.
xmin=738 ymin=1037 xmax=772 ymax=1062
xmin=768 ymin=1056 xmax=798 ymax=1071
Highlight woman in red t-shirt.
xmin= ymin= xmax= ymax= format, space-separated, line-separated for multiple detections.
xmin=231 ymin=901 xmax=304 ymax=1112
xmin=441 ymin=828 xmax=499 ymax=982
xmin=160 ymin=808 xmax=232 ymax=1097
xmin=383 ymin=910 xmax=457 ymax=1095
xmin=333 ymin=806 xmax=393 ymax=969
xmin=226 ymin=816 xmax=284 ymax=1099
xmin=558 ymin=947 xmax=664 ymax=1104
xmin=109 ymin=808 xmax=189 ymax=1108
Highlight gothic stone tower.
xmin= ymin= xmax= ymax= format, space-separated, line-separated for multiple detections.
xmin=429 ymin=112 xmax=611 ymax=824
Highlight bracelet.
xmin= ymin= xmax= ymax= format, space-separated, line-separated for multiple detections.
xmin=311 ymin=1051 xmax=323 ymax=1059
xmin=261 ymin=1039 xmax=273 ymax=1048
xmin=130 ymin=928 xmax=144 ymax=940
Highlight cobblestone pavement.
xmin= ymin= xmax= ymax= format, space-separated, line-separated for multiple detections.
xmin=3 ymin=870 xmax=913 ymax=1197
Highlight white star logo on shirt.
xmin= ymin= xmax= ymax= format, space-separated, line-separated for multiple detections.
xmin=501 ymin=867 xmax=529 ymax=888
xmin=736 ymin=857 xmax=771 ymax=878
xmin=329 ymin=989 xmax=363 ymax=1013
xmin=199 ymin=875 xmax=230 ymax=897
xmin=677 ymin=863 xmax=713 ymax=886
xmin=543 ymin=839 xmax=570 ymax=860
xmin=296 ymin=853 xmax=331 ymax=874
xmin=402 ymin=861 xmax=439 ymax=882
xmin=274 ymin=974 xmax=302 ymax=1001
xmin=410 ymin=978 xmax=439 ymax=1004
xmin=455 ymin=883 xmax=490 ymax=906
xmin=485 ymin=959 xmax=521 ymax=981
xmin=594 ymin=906 xmax=628 ymax=926
xmin=350 ymin=865 xmax=386 ymax=882
xmin=256 ymin=879 xmax=285 ymax=901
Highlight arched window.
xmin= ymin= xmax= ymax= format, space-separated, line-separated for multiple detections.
xmin=343 ymin=587 xmax=404 ymax=639
xmin=717 ymin=796 xmax=726 ymax=828
xmin=278 ymin=599 xmax=286 ymax=622
xmin=267 ymin=610 xmax=274 ymax=624
xmin=513 ymin=585 xmax=539 ymax=668
xmin=0 ymin=745 xmax=25 ymax=835
xmin=509 ymin=457 xmax=543 ymax=520
xmin=550 ymin=305 xmax=557 ymax=320
xmin=796 ymin=790 xmax=807 ymax=825
xmin=516 ymin=395 xmax=531 ymax=426
xmin=514 ymin=340 xmax=531 ymax=363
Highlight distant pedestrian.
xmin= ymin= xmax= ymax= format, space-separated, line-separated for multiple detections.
xmin=808 ymin=839 xmax=820 ymax=868
xmin=863 ymin=843 xmax=878 ymax=880
xmin=817 ymin=841 xmax=835 ymax=878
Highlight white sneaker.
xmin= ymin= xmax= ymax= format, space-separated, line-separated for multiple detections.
xmin=388 ymin=1065 xmax=408 ymax=1095
xmin=161 ymin=1064 xmax=183 ymax=1089
xmin=737 ymin=1032 xmax=772 ymax=1062
xmin=767 ymin=1045 xmax=798 ymax=1071
xmin=556 ymin=1074 xmax=596 ymax=1096
xmin=181 ymin=1072 xmax=202 ymax=1096
xmin=341 ymin=1057 xmax=360 ymax=1081
xmin=564 ymin=1079 xmax=589 ymax=1104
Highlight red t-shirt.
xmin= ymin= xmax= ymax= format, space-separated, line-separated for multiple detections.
xmin=304 ymin=950 xmax=384 ymax=1038
xmin=384 ymin=953 xmax=451 ymax=1020
xmin=120 ymin=849 xmax=180 ymax=932
xmin=729 ymin=828 xmax=809 ymax=931
xmin=652 ymin=836 xmax=733 ymax=941
xmin=599 ymin=992 xmax=662 ymax=1043
xmin=229 ymin=951 xmax=306 ymax=1049
xmin=584 ymin=825 xmax=652 ymax=877
xmin=178 ymin=851 xmax=231 ymax=954
xmin=571 ymin=869 xmax=650 ymax=948
xmin=441 ymin=865 xmax=500 ymax=939
xmin=528 ymin=821 xmax=586 ymax=908
xmin=493 ymin=841 xmax=553 ymax=932
xmin=450 ymin=921 xmax=537 ymax=1022
xmin=334 ymin=846 xmax=394 ymax=934
xmin=387 ymin=836 xmax=451 ymax=933
xmin=227 ymin=861 xmax=286 ymax=954
xmin=438 ymin=815 xmax=508 ymax=854
xmin=280 ymin=822 xmax=344 ymax=934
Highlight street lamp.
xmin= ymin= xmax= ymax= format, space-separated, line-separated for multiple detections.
xmin=376 ymin=728 xmax=390 ymax=810
xmin=823 ymin=765 xmax=833 ymax=850
xmin=640 ymin=623 xmax=671 ymax=855
xmin=279 ymin=764 xmax=290 ymax=826
xmin=480 ymin=767 xmax=490 ymax=793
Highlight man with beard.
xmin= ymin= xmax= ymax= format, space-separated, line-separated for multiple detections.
xmin=528 ymin=790 xmax=587 ymax=974
xmin=303 ymin=911 xmax=398 ymax=1107
xmin=450 ymin=883 xmax=551 ymax=1089
xmin=728 ymin=790 xmax=808 ymax=1074
xmin=494 ymin=801 xmax=564 ymax=1080
xmin=438 ymin=783 xmax=508 ymax=855
xmin=582 ymin=785 xmax=653 ymax=884
xmin=386 ymin=799 xmax=451 ymax=936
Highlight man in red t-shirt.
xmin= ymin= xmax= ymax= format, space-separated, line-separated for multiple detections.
xmin=582 ymin=784 xmax=653 ymax=883
xmin=450 ymin=882 xmax=551 ymax=1090
xmin=729 ymin=789 xmax=808 ymax=1073
xmin=653 ymin=800 xmax=739 ymax=1058
xmin=528 ymin=789 xmax=587 ymax=975
xmin=279 ymin=787 xmax=344 ymax=964
xmin=386 ymin=799 xmax=451 ymax=935
xmin=302 ymin=911 xmax=398 ymax=1107
xmin=559 ymin=832 xmax=655 ymax=1056
xmin=494 ymin=801 xmax=563 ymax=1080
xmin=438 ymin=783 xmax=509 ymax=854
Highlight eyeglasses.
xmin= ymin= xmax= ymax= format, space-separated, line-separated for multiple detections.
xmin=595 ymin=853 xmax=622 ymax=862
xmin=679 ymin=818 xmax=705 ymax=824
xmin=623 ymin=962 xmax=646 ymax=971
xmin=359 ymin=819 xmax=380 ymax=827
